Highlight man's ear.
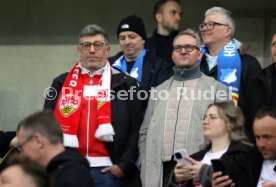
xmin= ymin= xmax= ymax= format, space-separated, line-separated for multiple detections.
xmin=77 ymin=46 xmax=82 ymax=56
xmin=156 ymin=13 xmax=162 ymax=23
xmin=33 ymin=133 xmax=44 ymax=149
xmin=225 ymin=27 xmax=233 ymax=39
xmin=197 ymin=51 xmax=203 ymax=61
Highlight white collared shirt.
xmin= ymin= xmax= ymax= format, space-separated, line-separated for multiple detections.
xmin=257 ymin=160 xmax=276 ymax=187
xmin=79 ymin=62 xmax=106 ymax=77
xmin=205 ymin=53 xmax=218 ymax=71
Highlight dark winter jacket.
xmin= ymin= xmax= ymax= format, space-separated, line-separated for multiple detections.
xmin=145 ymin=29 xmax=178 ymax=67
xmin=200 ymin=53 xmax=262 ymax=142
xmin=200 ymin=53 xmax=262 ymax=108
xmin=243 ymin=63 xmax=276 ymax=142
xmin=166 ymin=141 xmax=263 ymax=187
xmin=0 ymin=131 xmax=16 ymax=172
xmin=263 ymin=63 xmax=276 ymax=105
xmin=46 ymin=149 xmax=94 ymax=187
xmin=0 ymin=131 xmax=16 ymax=158
xmin=44 ymin=68 xmax=145 ymax=187
xmin=109 ymin=50 xmax=173 ymax=92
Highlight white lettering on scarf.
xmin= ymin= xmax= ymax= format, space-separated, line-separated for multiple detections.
xmin=224 ymin=43 xmax=235 ymax=57
xmin=69 ymin=68 xmax=80 ymax=87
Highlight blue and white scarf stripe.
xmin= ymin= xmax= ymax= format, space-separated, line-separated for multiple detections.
xmin=112 ymin=49 xmax=147 ymax=82
xmin=199 ymin=40 xmax=241 ymax=104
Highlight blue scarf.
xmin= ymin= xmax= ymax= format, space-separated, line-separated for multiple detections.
xmin=112 ymin=49 xmax=146 ymax=82
xmin=199 ymin=40 xmax=241 ymax=104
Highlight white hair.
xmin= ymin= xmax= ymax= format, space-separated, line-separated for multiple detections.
xmin=205 ymin=7 xmax=235 ymax=37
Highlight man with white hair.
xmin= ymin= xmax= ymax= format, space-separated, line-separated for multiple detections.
xmin=198 ymin=7 xmax=262 ymax=142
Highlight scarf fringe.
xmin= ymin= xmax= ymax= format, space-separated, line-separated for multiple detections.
xmin=63 ymin=134 xmax=79 ymax=148
xmin=95 ymin=123 xmax=115 ymax=142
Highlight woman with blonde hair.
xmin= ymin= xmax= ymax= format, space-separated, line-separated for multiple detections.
xmin=166 ymin=102 xmax=262 ymax=187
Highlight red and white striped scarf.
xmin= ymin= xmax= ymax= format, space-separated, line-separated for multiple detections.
xmin=54 ymin=61 xmax=114 ymax=147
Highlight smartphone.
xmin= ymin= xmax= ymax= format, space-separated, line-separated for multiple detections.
xmin=211 ymin=159 xmax=226 ymax=176
xmin=174 ymin=149 xmax=191 ymax=166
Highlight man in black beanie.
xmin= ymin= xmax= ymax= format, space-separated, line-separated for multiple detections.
xmin=110 ymin=15 xmax=173 ymax=92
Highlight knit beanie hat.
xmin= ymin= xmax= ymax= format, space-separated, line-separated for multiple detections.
xmin=117 ymin=15 xmax=147 ymax=40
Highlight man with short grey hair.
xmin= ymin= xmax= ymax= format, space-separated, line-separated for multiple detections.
xmin=44 ymin=24 xmax=144 ymax=186
xmin=15 ymin=110 xmax=94 ymax=187
xmin=139 ymin=29 xmax=231 ymax=187
xmin=198 ymin=7 xmax=262 ymax=142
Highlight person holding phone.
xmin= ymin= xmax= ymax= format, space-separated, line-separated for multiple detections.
xmin=212 ymin=106 xmax=276 ymax=187
xmin=166 ymin=102 xmax=261 ymax=187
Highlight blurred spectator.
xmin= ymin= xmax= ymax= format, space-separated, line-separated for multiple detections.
xmin=15 ymin=110 xmax=94 ymax=187
xmin=0 ymin=155 xmax=51 ymax=187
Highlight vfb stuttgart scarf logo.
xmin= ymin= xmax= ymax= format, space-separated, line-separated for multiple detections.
xmin=97 ymin=89 xmax=108 ymax=109
xmin=59 ymin=94 xmax=81 ymax=117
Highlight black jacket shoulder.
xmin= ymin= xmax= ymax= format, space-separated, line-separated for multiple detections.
xmin=43 ymin=72 xmax=68 ymax=110
xmin=109 ymin=50 xmax=173 ymax=91
xmin=46 ymin=149 xmax=94 ymax=187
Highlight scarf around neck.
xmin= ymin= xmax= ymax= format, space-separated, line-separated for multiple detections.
xmin=199 ymin=40 xmax=241 ymax=104
xmin=54 ymin=61 xmax=115 ymax=147
xmin=112 ymin=49 xmax=146 ymax=82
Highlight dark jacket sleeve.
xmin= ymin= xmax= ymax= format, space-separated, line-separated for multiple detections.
xmin=43 ymin=73 xmax=68 ymax=110
xmin=238 ymin=54 xmax=262 ymax=108
xmin=0 ymin=131 xmax=16 ymax=158
xmin=153 ymin=57 xmax=174 ymax=88
xmin=238 ymin=54 xmax=262 ymax=142
xmin=116 ymin=80 xmax=146 ymax=174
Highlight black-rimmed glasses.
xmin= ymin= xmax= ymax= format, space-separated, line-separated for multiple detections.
xmin=203 ymin=114 xmax=220 ymax=121
xmin=199 ymin=21 xmax=229 ymax=31
xmin=173 ymin=44 xmax=200 ymax=53
xmin=80 ymin=41 xmax=105 ymax=51
xmin=13 ymin=135 xmax=34 ymax=153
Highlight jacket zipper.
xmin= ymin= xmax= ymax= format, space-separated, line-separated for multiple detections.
xmin=86 ymin=78 xmax=93 ymax=158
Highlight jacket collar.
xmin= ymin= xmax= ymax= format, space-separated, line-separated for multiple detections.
xmin=173 ymin=64 xmax=202 ymax=81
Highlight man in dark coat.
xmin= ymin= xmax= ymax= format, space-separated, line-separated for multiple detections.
xmin=15 ymin=110 xmax=94 ymax=187
xmin=110 ymin=15 xmax=173 ymax=92
xmin=212 ymin=106 xmax=276 ymax=187
xmin=243 ymin=33 xmax=276 ymax=142
xmin=198 ymin=7 xmax=262 ymax=142
xmin=145 ymin=0 xmax=182 ymax=67
xmin=44 ymin=24 xmax=144 ymax=187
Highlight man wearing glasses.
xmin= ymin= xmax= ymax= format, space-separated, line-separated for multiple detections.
xmin=198 ymin=7 xmax=262 ymax=142
xmin=44 ymin=24 xmax=144 ymax=187
xmin=139 ymin=29 xmax=231 ymax=187
xmin=14 ymin=110 xmax=94 ymax=187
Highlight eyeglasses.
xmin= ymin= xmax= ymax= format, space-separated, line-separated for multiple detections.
xmin=199 ymin=21 xmax=229 ymax=31
xmin=13 ymin=135 xmax=34 ymax=153
xmin=203 ymin=115 xmax=220 ymax=121
xmin=80 ymin=41 xmax=105 ymax=51
xmin=173 ymin=44 xmax=200 ymax=53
